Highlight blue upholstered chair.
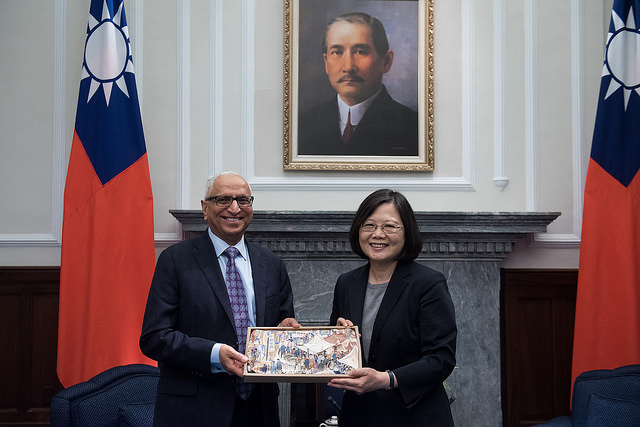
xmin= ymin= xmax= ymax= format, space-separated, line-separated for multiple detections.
xmin=50 ymin=363 xmax=159 ymax=427
xmin=536 ymin=364 xmax=640 ymax=427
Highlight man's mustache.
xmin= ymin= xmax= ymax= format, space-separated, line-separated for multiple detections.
xmin=337 ymin=74 xmax=364 ymax=83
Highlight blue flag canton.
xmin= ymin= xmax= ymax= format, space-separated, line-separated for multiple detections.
xmin=74 ymin=0 xmax=147 ymax=186
xmin=590 ymin=0 xmax=640 ymax=187
xmin=75 ymin=74 xmax=147 ymax=186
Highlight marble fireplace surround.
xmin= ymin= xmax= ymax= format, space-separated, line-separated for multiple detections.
xmin=171 ymin=210 xmax=559 ymax=427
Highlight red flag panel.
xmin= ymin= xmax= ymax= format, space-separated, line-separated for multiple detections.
xmin=572 ymin=159 xmax=640 ymax=397
xmin=58 ymin=133 xmax=156 ymax=387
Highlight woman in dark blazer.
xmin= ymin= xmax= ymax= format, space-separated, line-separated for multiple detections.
xmin=328 ymin=189 xmax=457 ymax=426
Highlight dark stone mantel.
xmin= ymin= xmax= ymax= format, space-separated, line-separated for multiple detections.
xmin=170 ymin=210 xmax=559 ymax=427
xmin=170 ymin=210 xmax=560 ymax=260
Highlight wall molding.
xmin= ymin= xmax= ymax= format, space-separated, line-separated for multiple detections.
xmin=246 ymin=175 xmax=475 ymax=192
xmin=0 ymin=234 xmax=61 ymax=247
xmin=461 ymin=0 xmax=477 ymax=191
xmin=210 ymin=0 xmax=224 ymax=175
xmin=528 ymin=232 xmax=581 ymax=249
xmin=3 ymin=0 xmax=70 ymax=247
xmin=177 ymin=0 xmax=190 ymax=209
xmin=523 ymin=0 xmax=583 ymax=248
xmin=50 ymin=0 xmax=67 ymax=247
xmin=524 ymin=0 xmax=539 ymax=212
xmin=528 ymin=0 xmax=584 ymax=249
xmin=570 ymin=0 xmax=586 ymax=242
xmin=242 ymin=0 xmax=255 ymax=179
xmin=493 ymin=0 xmax=509 ymax=191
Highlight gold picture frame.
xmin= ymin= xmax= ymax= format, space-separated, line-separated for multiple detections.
xmin=283 ymin=0 xmax=434 ymax=171
xmin=243 ymin=326 xmax=362 ymax=383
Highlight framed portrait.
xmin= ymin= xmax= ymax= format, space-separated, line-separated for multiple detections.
xmin=243 ymin=326 xmax=362 ymax=383
xmin=283 ymin=0 xmax=434 ymax=171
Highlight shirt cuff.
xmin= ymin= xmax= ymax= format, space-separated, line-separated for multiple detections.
xmin=210 ymin=343 xmax=226 ymax=373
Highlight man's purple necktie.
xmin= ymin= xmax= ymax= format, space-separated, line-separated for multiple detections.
xmin=224 ymin=246 xmax=253 ymax=400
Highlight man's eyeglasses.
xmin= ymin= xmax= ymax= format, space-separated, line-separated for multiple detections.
xmin=360 ymin=223 xmax=404 ymax=234
xmin=205 ymin=195 xmax=254 ymax=207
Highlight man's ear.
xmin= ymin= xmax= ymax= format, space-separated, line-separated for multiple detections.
xmin=201 ymin=199 xmax=208 ymax=218
xmin=383 ymin=50 xmax=394 ymax=73
xmin=323 ymin=53 xmax=329 ymax=75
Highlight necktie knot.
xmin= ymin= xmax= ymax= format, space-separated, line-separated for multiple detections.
xmin=225 ymin=246 xmax=239 ymax=260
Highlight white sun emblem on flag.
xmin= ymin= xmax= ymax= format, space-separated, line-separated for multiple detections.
xmin=603 ymin=6 xmax=640 ymax=111
xmin=81 ymin=0 xmax=134 ymax=106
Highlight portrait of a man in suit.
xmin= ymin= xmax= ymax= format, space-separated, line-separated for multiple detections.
xmin=297 ymin=12 xmax=419 ymax=157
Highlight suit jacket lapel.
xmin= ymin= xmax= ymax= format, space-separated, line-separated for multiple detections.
xmin=370 ymin=262 xmax=410 ymax=351
xmin=349 ymin=265 xmax=369 ymax=330
xmin=350 ymin=87 xmax=393 ymax=145
xmin=192 ymin=232 xmax=236 ymax=330
xmin=247 ymin=243 xmax=266 ymax=327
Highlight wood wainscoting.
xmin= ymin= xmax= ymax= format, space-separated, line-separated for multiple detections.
xmin=0 ymin=268 xmax=63 ymax=426
xmin=501 ymin=269 xmax=578 ymax=427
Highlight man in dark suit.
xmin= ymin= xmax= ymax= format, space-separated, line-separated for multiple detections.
xmin=140 ymin=172 xmax=300 ymax=427
xmin=298 ymin=12 xmax=418 ymax=157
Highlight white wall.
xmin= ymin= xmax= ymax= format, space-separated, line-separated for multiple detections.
xmin=0 ymin=0 xmax=613 ymax=268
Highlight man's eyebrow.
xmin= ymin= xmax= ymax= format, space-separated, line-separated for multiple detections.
xmin=327 ymin=43 xmax=371 ymax=51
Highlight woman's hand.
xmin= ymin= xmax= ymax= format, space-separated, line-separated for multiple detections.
xmin=335 ymin=317 xmax=353 ymax=327
xmin=327 ymin=368 xmax=389 ymax=394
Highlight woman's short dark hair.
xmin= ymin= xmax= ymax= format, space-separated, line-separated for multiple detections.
xmin=349 ymin=189 xmax=422 ymax=261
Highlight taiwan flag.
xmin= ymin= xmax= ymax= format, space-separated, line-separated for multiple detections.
xmin=571 ymin=0 xmax=640 ymax=397
xmin=58 ymin=0 xmax=156 ymax=387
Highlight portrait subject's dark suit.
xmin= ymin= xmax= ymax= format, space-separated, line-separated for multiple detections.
xmin=140 ymin=231 xmax=294 ymax=427
xmin=298 ymin=86 xmax=418 ymax=156
xmin=330 ymin=261 xmax=457 ymax=427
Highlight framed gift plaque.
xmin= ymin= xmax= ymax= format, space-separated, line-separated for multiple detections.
xmin=243 ymin=326 xmax=361 ymax=383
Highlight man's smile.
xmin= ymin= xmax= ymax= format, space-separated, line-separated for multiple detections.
xmin=222 ymin=216 xmax=242 ymax=222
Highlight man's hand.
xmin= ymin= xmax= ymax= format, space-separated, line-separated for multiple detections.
xmin=219 ymin=344 xmax=248 ymax=377
xmin=279 ymin=317 xmax=302 ymax=328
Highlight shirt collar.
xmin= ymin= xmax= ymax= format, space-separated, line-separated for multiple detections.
xmin=207 ymin=228 xmax=248 ymax=260
xmin=337 ymin=87 xmax=383 ymax=126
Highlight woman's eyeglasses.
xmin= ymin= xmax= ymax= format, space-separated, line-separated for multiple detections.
xmin=360 ymin=223 xmax=404 ymax=234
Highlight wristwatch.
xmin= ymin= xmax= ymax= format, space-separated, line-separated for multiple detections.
xmin=386 ymin=370 xmax=395 ymax=389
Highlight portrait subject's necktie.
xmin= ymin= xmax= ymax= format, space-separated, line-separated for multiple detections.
xmin=223 ymin=246 xmax=253 ymax=400
xmin=342 ymin=110 xmax=353 ymax=143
